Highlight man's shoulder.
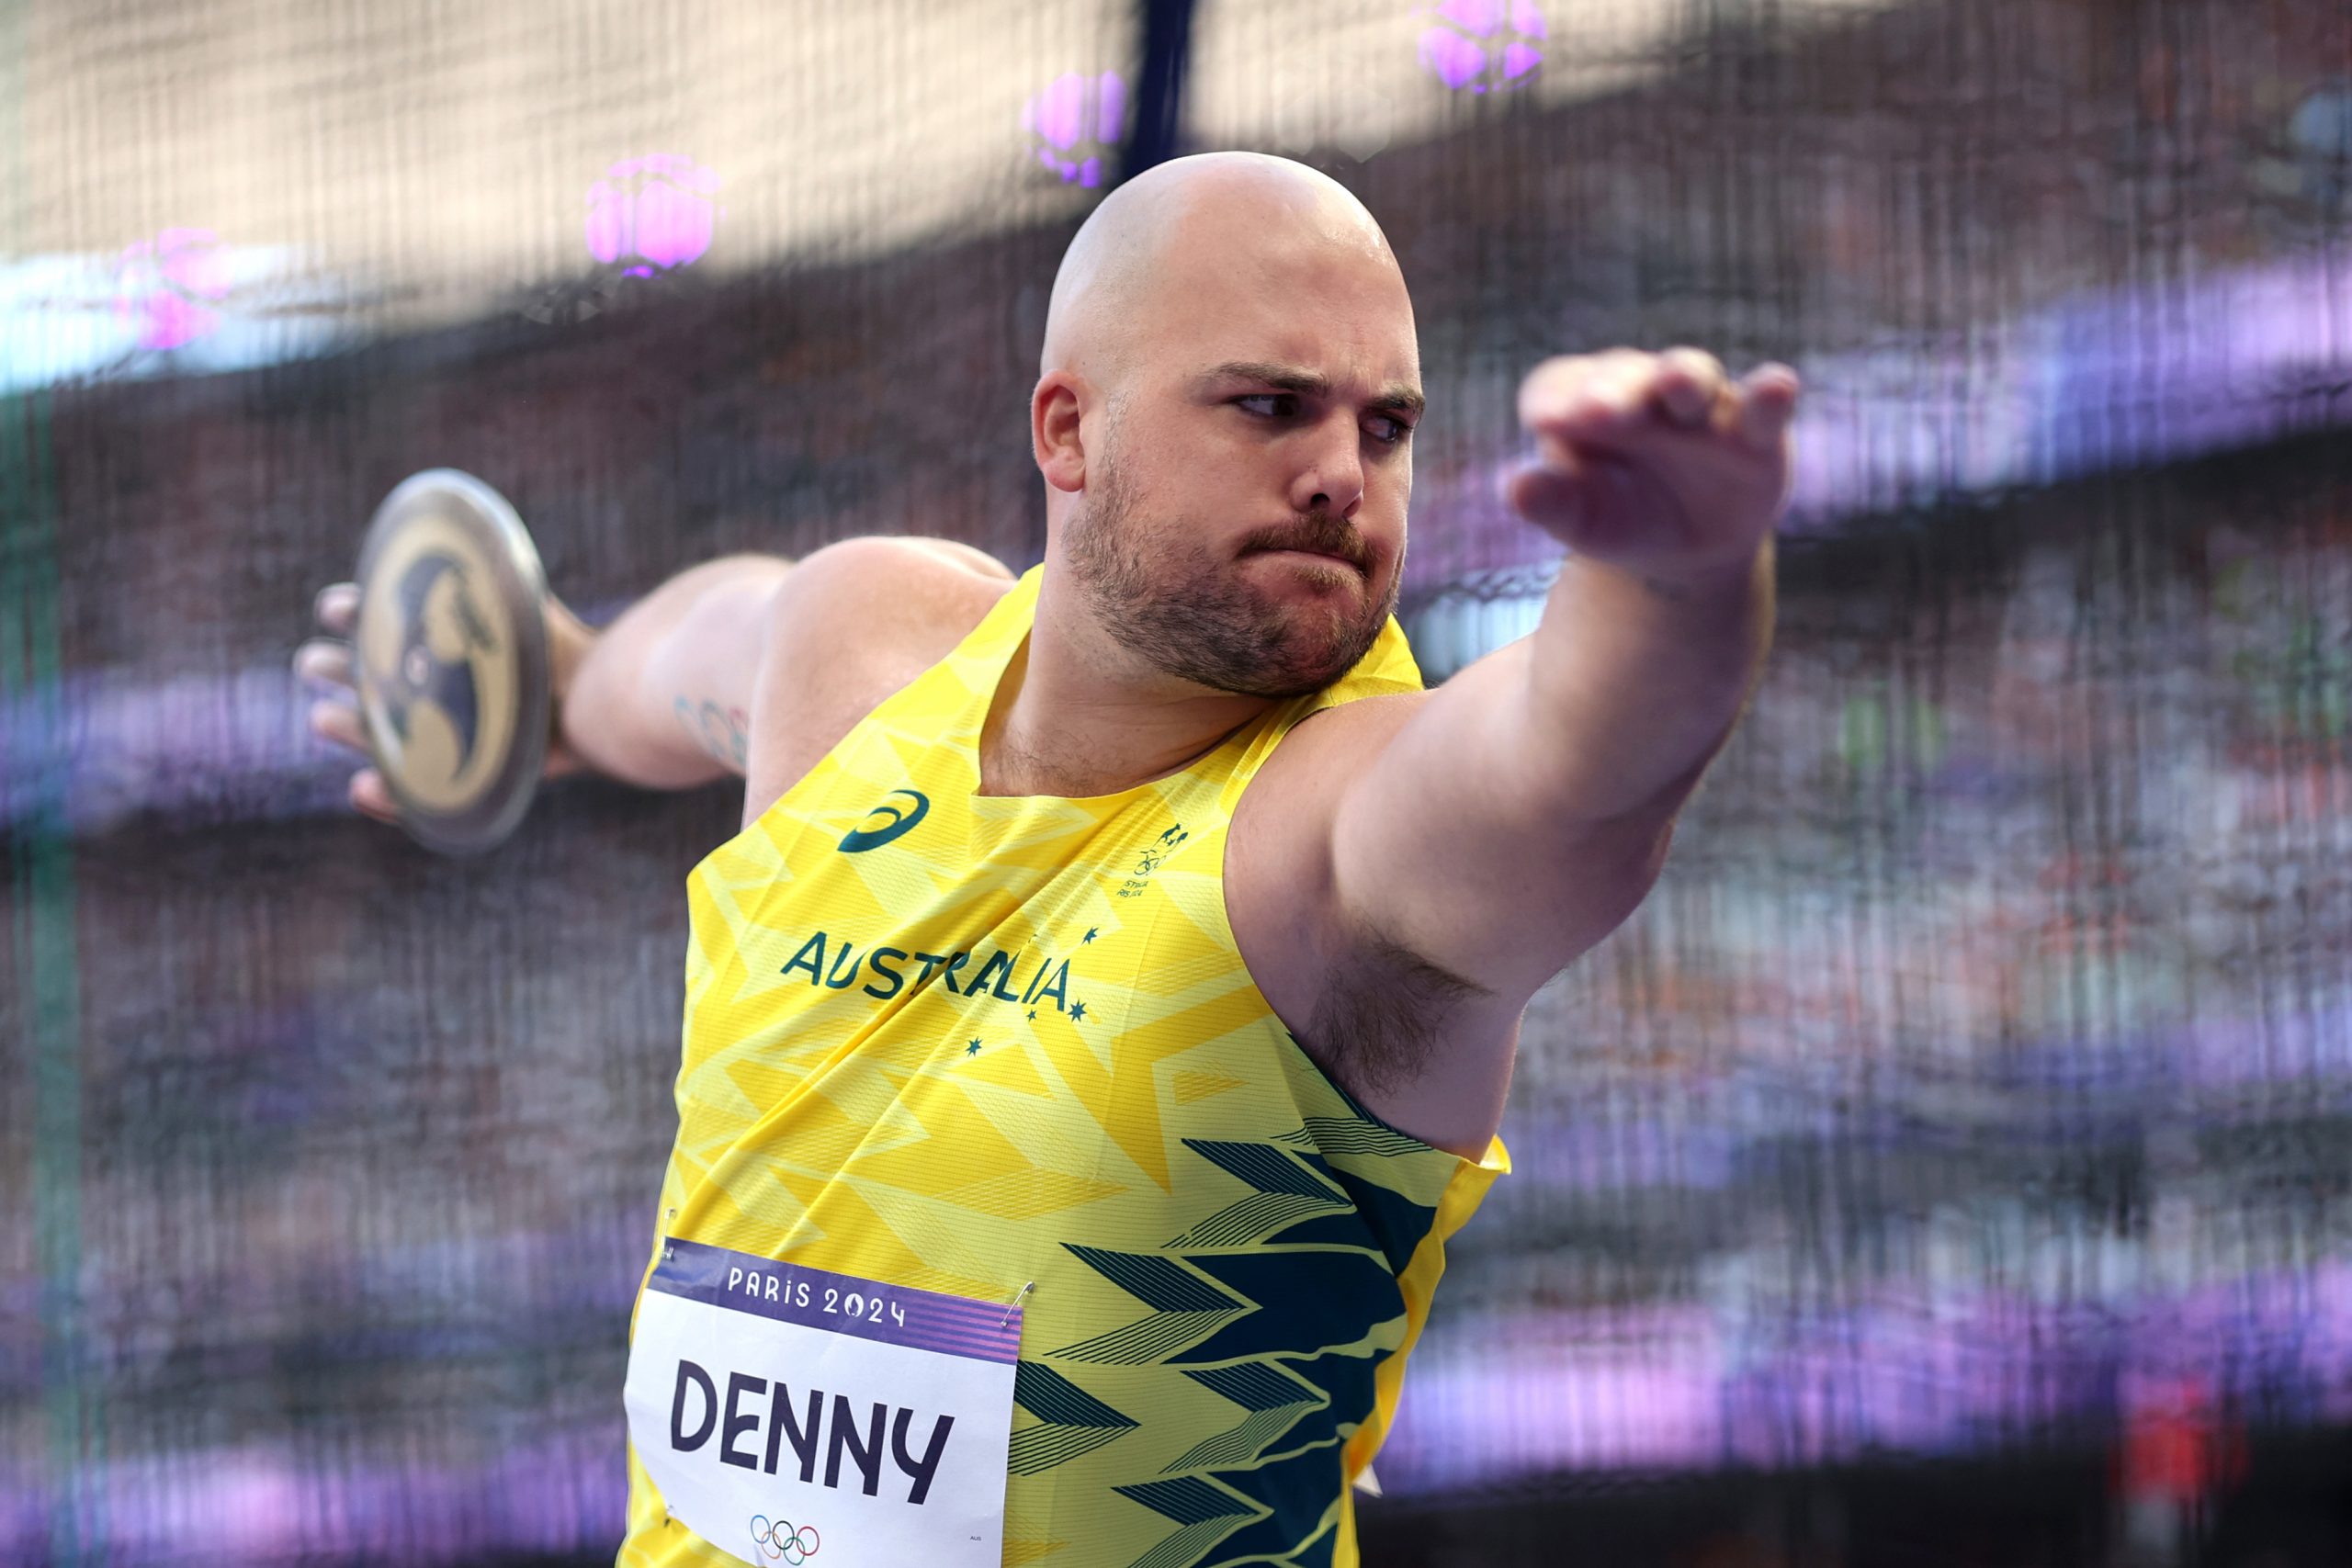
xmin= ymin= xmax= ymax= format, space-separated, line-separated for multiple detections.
xmin=772 ymin=535 xmax=1016 ymax=660
xmin=741 ymin=537 xmax=1015 ymax=818
xmin=782 ymin=533 xmax=1016 ymax=603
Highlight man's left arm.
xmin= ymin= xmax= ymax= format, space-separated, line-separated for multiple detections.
xmin=1328 ymin=347 xmax=1797 ymax=1009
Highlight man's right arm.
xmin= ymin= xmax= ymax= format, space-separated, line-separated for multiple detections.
xmin=299 ymin=536 xmax=1012 ymax=827
xmin=559 ymin=552 xmax=792 ymax=788
xmin=571 ymin=536 xmax=1015 ymax=826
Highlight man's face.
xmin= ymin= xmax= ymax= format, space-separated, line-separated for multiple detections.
xmin=1063 ymin=234 xmax=1422 ymax=699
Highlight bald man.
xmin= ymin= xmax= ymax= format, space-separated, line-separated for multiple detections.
xmin=300 ymin=152 xmax=1795 ymax=1568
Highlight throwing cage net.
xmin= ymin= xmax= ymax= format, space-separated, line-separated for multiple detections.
xmin=5 ymin=0 xmax=2349 ymax=1562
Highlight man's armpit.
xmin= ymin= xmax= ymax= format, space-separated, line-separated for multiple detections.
xmin=1301 ymin=926 xmax=1490 ymax=1101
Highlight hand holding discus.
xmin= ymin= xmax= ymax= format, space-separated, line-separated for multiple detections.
xmin=296 ymin=470 xmax=594 ymax=853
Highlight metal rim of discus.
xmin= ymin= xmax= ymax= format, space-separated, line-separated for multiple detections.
xmin=352 ymin=468 xmax=551 ymax=856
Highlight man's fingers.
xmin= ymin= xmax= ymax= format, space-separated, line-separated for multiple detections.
xmin=1652 ymin=347 xmax=1727 ymax=428
xmin=1519 ymin=349 xmax=1645 ymax=433
xmin=309 ymin=698 xmax=400 ymax=823
xmin=303 ymin=582 xmax=401 ymax=827
xmin=310 ymin=697 xmax=370 ymax=755
xmin=314 ymin=581 xmax=359 ymax=637
xmin=1526 ymin=361 xmax=1800 ymax=468
xmin=349 ymin=768 xmax=400 ymax=824
xmin=1735 ymin=363 xmax=1801 ymax=452
xmin=1506 ymin=460 xmax=1588 ymax=533
xmin=293 ymin=637 xmax=354 ymax=691
xmin=1524 ymin=349 xmax=1758 ymax=444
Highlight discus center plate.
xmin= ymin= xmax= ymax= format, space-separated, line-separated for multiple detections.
xmin=354 ymin=470 xmax=549 ymax=854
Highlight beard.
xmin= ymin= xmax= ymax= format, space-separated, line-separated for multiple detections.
xmin=1065 ymin=453 xmax=1400 ymax=700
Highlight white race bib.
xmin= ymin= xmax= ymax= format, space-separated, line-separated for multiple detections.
xmin=624 ymin=1239 xmax=1021 ymax=1568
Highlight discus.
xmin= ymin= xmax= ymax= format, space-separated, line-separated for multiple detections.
xmin=352 ymin=469 xmax=551 ymax=855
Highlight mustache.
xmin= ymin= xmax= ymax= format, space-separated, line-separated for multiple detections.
xmin=1238 ymin=513 xmax=1372 ymax=571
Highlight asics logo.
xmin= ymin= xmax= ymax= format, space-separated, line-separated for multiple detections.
xmin=838 ymin=789 xmax=929 ymax=853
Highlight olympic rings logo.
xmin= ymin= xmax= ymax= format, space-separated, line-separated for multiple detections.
xmin=749 ymin=1516 xmax=820 ymax=1564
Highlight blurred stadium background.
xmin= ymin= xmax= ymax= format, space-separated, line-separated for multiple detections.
xmin=5 ymin=0 xmax=2351 ymax=1562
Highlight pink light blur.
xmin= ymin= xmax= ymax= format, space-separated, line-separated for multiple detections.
xmin=115 ymin=227 xmax=233 ymax=350
xmin=1420 ymin=0 xmax=1546 ymax=93
xmin=1022 ymin=72 xmax=1126 ymax=188
xmin=585 ymin=154 xmax=722 ymax=277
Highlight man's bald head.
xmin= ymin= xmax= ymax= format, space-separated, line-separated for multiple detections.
xmin=1028 ymin=152 xmax=1421 ymax=701
xmin=1040 ymin=152 xmax=1402 ymax=385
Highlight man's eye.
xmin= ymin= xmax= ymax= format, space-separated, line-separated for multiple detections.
xmin=1367 ymin=415 xmax=1412 ymax=446
xmin=1236 ymin=393 xmax=1297 ymax=418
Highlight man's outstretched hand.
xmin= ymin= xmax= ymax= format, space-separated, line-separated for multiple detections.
xmin=1508 ymin=348 xmax=1799 ymax=583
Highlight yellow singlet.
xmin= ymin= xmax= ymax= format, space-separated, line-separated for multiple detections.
xmin=620 ymin=565 xmax=1507 ymax=1568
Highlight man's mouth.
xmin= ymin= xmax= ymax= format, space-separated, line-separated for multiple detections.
xmin=1248 ymin=540 xmax=1366 ymax=572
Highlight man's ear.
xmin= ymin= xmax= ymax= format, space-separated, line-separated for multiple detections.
xmin=1032 ymin=372 xmax=1089 ymax=494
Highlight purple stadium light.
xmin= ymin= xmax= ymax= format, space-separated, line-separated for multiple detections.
xmin=114 ymin=227 xmax=233 ymax=350
xmin=1419 ymin=0 xmax=1546 ymax=94
xmin=584 ymin=154 xmax=721 ymax=278
xmin=1022 ymin=71 xmax=1127 ymax=188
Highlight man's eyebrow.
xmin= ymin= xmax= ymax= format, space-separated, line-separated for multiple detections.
xmin=1201 ymin=361 xmax=1427 ymax=421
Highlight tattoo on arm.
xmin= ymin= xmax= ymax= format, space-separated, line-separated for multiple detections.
xmin=1638 ymin=574 xmax=1697 ymax=604
xmin=674 ymin=696 xmax=750 ymax=772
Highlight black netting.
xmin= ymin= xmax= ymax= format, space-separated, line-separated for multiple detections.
xmin=5 ymin=0 xmax=2350 ymax=1562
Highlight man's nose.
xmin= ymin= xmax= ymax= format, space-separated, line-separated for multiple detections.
xmin=1288 ymin=418 xmax=1364 ymax=518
